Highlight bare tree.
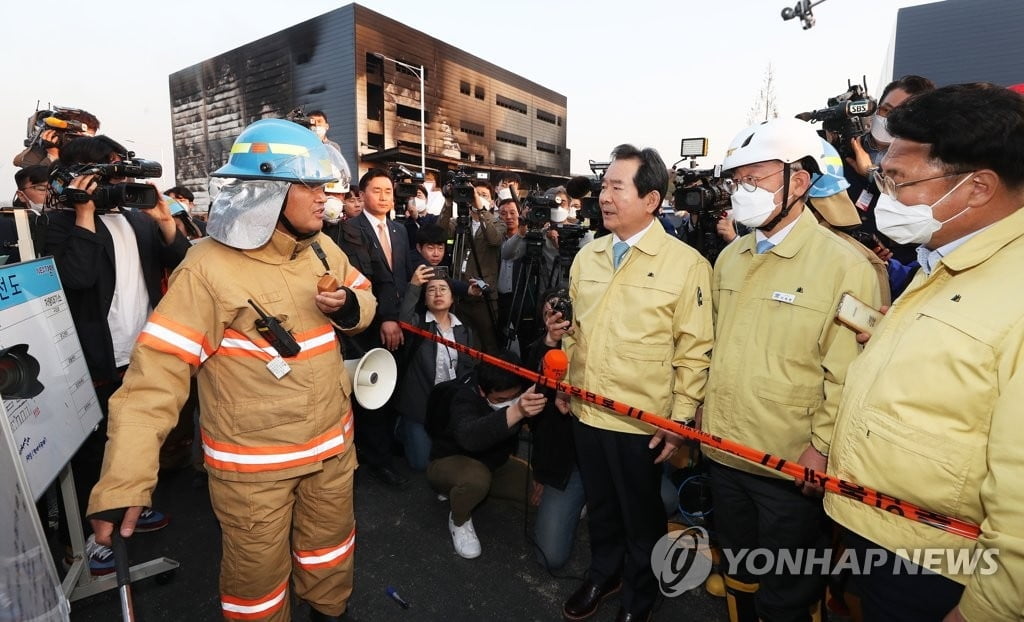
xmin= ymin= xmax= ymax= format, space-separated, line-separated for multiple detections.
xmin=747 ymin=64 xmax=779 ymax=124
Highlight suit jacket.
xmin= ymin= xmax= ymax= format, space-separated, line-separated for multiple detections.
xmin=45 ymin=208 xmax=190 ymax=382
xmin=335 ymin=213 xmax=414 ymax=352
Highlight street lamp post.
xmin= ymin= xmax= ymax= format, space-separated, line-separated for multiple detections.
xmin=373 ymin=52 xmax=426 ymax=179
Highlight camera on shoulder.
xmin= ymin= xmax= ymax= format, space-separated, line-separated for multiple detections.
xmin=50 ymin=156 xmax=163 ymax=212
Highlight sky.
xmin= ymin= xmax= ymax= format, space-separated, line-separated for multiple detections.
xmin=0 ymin=0 xmax=940 ymax=202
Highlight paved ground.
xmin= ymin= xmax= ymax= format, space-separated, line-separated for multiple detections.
xmin=62 ymin=459 xmax=732 ymax=622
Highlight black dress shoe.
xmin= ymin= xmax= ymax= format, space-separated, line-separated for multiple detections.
xmin=613 ymin=607 xmax=651 ymax=622
xmin=562 ymin=577 xmax=622 ymax=620
xmin=367 ymin=464 xmax=409 ymax=489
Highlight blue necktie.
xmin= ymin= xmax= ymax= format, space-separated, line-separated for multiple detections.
xmin=613 ymin=241 xmax=630 ymax=269
xmin=756 ymin=240 xmax=775 ymax=255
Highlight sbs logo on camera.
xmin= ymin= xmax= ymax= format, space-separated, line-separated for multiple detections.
xmin=650 ymin=526 xmax=713 ymax=597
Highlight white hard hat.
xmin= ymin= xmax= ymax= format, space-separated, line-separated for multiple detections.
xmin=722 ymin=118 xmax=824 ymax=174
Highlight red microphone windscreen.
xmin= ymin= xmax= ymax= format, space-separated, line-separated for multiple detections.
xmin=541 ymin=349 xmax=569 ymax=380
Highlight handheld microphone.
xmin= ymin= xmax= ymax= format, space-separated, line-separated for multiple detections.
xmin=539 ymin=349 xmax=568 ymax=400
xmin=43 ymin=117 xmax=88 ymax=132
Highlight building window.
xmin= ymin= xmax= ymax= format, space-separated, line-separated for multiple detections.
xmin=474 ymin=85 xmax=485 ymax=100
xmin=557 ymin=116 xmax=562 ymax=127
xmin=394 ymin=60 xmax=427 ymax=81
xmin=397 ymin=104 xmax=427 ymax=123
xmin=536 ymin=109 xmax=558 ymax=124
xmin=366 ymin=83 xmax=384 ymax=121
xmin=459 ymin=120 xmax=485 ymax=137
xmin=366 ymin=52 xmax=383 ymax=74
xmin=496 ymin=94 xmax=527 ymax=114
xmin=367 ymin=132 xmax=384 ymax=149
xmin=496 ymin=130 xmax=527 ymax=147
xmin=536 ymin=140 xmax=560 ymax=154
xmin=460 ymin=80 xmax=470 ymax=95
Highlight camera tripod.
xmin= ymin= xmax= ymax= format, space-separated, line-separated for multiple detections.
xmin=503 ymin=230 xmax=546 ymax=351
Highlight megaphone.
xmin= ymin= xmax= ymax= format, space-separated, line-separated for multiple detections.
xmin=344 ymin=348 xmax=397 ymax=410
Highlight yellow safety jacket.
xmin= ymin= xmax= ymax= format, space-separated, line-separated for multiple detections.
xmin=564 ymin=223 xmax=713 ymax=434
xmin=703 ymin=209 xmax=882 ymax=476
xmin=826 ymin=208 xmax=1024 ymax=621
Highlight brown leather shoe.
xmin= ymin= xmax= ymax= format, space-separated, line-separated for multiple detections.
xmin=562 ymin=578 xmax=622 ymax=620
xmin=613 ymin=607 xmax=652 ymax=622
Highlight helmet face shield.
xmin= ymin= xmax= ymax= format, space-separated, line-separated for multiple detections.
xmin=274 ymin=142 xmax=351 ymax=190
xmin=207 ymin=118 xmax=353 ymax=249
xmin=206 ymin=178 xmax=291 ymax=249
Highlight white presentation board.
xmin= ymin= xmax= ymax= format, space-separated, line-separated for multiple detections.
xmin=0 ymin=257 xmax=102 ymax=500
xmin=0 ymin=394 xmax=70 ymax=620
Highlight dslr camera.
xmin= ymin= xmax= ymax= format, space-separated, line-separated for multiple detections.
xmin=797 ymin=79 xmax=877 ymax=160
xmin=50 ymin=155 xmax=163 ymax=212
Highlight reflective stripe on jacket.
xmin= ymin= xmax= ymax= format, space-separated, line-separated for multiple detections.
xmin=88 ymin=230 xmax=377 ymax=516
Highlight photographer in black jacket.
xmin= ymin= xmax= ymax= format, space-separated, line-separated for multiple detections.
xmin=427 ymin=351 xmax=550 ymax=559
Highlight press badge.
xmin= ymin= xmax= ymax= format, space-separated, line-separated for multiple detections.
xmin=772 ymin=291 xmax=796 ymax=304
xmin=267 ymin=355 xmax=292 ymax=379
xmin=855 ymin=189 xmax=874 ymax=211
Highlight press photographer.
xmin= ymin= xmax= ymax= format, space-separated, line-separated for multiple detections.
xmin=44 ymin=134 xmax=189 ymax=574
xmin=439 ymin=168 xmax=505 ymax=353
xmin=800 ymin=75 xmax=934 ymax=263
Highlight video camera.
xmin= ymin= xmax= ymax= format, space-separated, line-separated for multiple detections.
xmin=674 ymin=166 xmax=730 ymax=215
xmin=521 ymin=194 xmax=561 ymax=230
xmin=390 ymin=164 xmax=424 ymax=219
xmin=24 ymin=106 xmax=95 ymax=151
xmin=50 ymin=155 xmax=163 ymax=212
xmin=797 ymin=78 xmax=877 ymax=160
xmin=446 ymin=167 xmax=478 ymax=226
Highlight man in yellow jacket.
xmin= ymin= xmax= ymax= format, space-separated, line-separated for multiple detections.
xmin=826 ymin=83 xmax=1024 ymax=622
xmin=702 ymin=118 xmax=882 ymax=621
xmin=561 ymin=144 xmax=714 ymax=622
xmin=88 ymin=119 xmax=377 ymax=622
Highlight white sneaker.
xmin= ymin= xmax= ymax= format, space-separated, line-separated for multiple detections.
xmin=448 ymin=512 xmax=481 ymax=559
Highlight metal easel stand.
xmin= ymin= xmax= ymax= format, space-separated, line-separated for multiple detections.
xmin=58 ymin=465 xmax=179 ymax=602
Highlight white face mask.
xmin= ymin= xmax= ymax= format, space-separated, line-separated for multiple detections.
xmin=874 ymin=174 xmax=973 ymax=245
xmin=730 ymin=186 xmax=781 ymax=228
xmin=550 ymin=207 xmax=569 ymax=223
xmin=423 ymin=181 xmax=435 ymax=193
xmin=478 ymin=198 xmax=491 ymax=211
xmin=26 ymin=200 xmax=44 ymax=211
xmin=313 ymin=125 xmax=328 ymax=139
xmin=322 ymin=197 xmax=343 ymax=223
xmin=870 ymin=115 xmax=893 ymax=145
xmin=488 ymin=397 xmax=517 ymax=411
xmin=413 ymin=197 xmax=427 ymax=211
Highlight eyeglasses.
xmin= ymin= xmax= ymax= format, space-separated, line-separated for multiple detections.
xmin=425 ymin=285 xmax=450 ymax=294
xmin=871 ymin=170 xmax=974 ymax=199
xmin=20 ymin=183 xmax=48 ymax=193
xmin=724 ymin=168 xmax=785 ymax=195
